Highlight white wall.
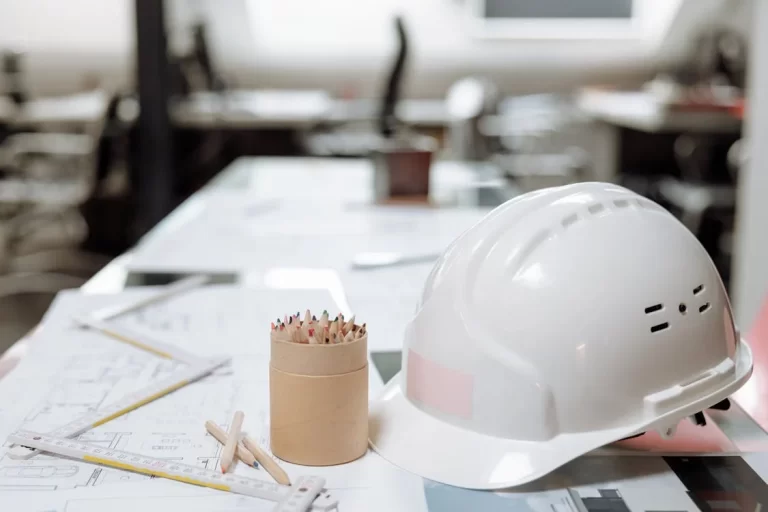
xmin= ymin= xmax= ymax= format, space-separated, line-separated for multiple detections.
xmin=244 ymin=0 xmax=656 ymax=98
xmin=732 ymin=0 xmax=767 ymax=330
xmin=0 ymin=0 xmax=752 ymax=99
xmin=0 ymin=0 xmax=134 ymax=95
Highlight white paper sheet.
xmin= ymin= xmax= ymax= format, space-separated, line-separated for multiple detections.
xmin=0 ymin=286 xmax=422 ymax=511
xmin=341 ymin=263 xmax=433 ymax=352
xmin=5 ymin=286 xmax=768 ymax=512
xmin=126 ymin=196 xmax=488 ymax=275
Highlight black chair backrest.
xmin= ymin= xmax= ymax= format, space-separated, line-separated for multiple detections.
xmin=377 ymin=16 xmax=408 ymax=139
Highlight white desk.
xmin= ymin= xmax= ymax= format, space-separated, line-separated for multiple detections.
xmin=577 ymin=89 xmax=742 ymax=134
xmin=171 ymin=89 xmax=333 ymax=129
xmin=575 ymin=89 xmax=743 ymax=183
xmin=9 ymin=90 xmax=109 ymax=129
xmin=124 ymin=157 xmax=499 ymax=352
xmin=174 ymin=95 xmax=450 ymax=130
xmin=328 ymin=99 xmax=449 ymax=127
xmin=127 ymin=157 xmax=497 ymax=275
xmin=3 ymin=155 xmax=768 ymax=512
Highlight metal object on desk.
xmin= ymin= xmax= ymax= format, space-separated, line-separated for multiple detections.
xmin=446 ymin=76 xmax=500 ymax=161
xmin=351 ymin=251 xmax=439 ymax=270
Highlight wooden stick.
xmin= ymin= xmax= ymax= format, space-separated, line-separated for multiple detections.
xmin=343 ymin=315 xmax=355 ymax=334
xmin=220 ymin=410 xmax=244 ymax=473
xmin=204 ymin=420 xmax=258 ymax=469
xmin=242 ymin=434 xmax=291 ymax=486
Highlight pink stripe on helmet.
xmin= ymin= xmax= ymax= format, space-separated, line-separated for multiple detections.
xmin=406 ymin=349 xmax=473 ymax=419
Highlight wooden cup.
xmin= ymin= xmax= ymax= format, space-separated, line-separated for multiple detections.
xmin=269 ymin=334 xmax=369 ymax=466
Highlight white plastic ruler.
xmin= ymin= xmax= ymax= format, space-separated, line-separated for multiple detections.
xmin=7 ymin=430 xmax=337 ymax=512
xmin=88 ymin=275 xmax=209 ymax=322
xmin=74 ymin=315 xmax=205 ymax=365
xmin=8 ymin=356 xmax=230 ymax=459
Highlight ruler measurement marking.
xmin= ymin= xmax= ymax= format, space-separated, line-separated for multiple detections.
xmin=8 ymin=431 xmax=336 ymax=510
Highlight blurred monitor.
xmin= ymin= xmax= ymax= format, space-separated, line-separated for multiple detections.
xmin=468 ymin=0 xmax=639 ymax=39
xmin=482 ymin=0 xmax=632 ymax=19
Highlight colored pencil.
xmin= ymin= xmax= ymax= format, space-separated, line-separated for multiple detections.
xmin=242 ymin=434 xmax=291 ymax=486
xmin=205 ymin=420 xmax=258 ymax=469
xmin=221 ymin=410 xmax=244 ymax=473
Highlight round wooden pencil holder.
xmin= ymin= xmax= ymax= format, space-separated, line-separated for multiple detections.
xmin=269 ymin=333 xmax=369 ymax=466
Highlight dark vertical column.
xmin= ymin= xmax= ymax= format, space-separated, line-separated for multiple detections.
xmin=134 ymin=0 xmax=174 ymax=237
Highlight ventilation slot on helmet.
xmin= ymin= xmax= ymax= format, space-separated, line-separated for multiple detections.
xmin=693 ymin=285 xmax=704 ymax=295
xmin=561 ymin=213 xmax=579 ymax=228
xmin=644 ymin=304 xmax=663 ymax=314
xmin=650 ymin=322 xmax=669 ymax=333
xmin=588 ymin=203 xmax=605 ymax=215
xmin=699 ymin=303 xmax=711 ymax=313
xmin=613 ymin=199 xmax=630 ymax=208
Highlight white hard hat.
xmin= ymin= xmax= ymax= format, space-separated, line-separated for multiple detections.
xmin=369 ymin=182 xmax=752 ymax=490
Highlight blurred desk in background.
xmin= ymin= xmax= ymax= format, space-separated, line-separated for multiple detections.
xmin=208 ymin=156 xmax=502 ymax=204
xmin=171 ymin=89 xmax=333 ymax=129
xmin=125 ymin=156 xmax=508 ymax=280
xmin=0 ymin=155 xmax=505 ymax=375
xmin=0 ymin=96 xmax=14 ymax=124
xmin=576 ymin=89 xmax=743 ymax=186
xmin=577 ymin=89 xmax=743 ymax=134
xmin=328 ymin=98 xmax=449 ymax=128
xmin=8 ymin=90 xmax=110 ymax=130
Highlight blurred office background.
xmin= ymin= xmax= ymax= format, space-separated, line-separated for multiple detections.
xmin=0 ymin=0 xmax=758 ymax=350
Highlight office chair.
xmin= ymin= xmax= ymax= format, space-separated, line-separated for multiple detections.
xmin=0 ymin=91 xmax=118 ymax=276
xmin=302 ymin=16 xmax=431 ymax=157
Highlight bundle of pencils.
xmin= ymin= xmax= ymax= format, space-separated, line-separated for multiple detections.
xmin=270 ymin=310 xmax=366 ymax=344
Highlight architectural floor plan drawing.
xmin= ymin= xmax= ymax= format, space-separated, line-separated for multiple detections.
xmin=0 ymin=339 xmax=242 ymax=491
xmin=0 ymin=288 xmax=253 ymax=493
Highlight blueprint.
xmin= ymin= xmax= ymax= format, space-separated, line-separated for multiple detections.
xmin=0 ymin=286 xmax=423 ymax=510
xmin=2 ymin=286 xmax=768 ymax=511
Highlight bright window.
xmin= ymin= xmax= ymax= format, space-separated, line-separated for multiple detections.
xmin=467 ymin=0 xmax=658 ymax=40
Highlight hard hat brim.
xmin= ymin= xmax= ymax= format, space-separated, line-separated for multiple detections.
xmin=369 ymin=339 xmax=753 ymax=490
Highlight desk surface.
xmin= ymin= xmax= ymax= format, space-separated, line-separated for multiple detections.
xmin=172 ymin=89 xmax=334 ymax=129
xmin=577 ymin=89 xmax=742 ymax=133
xmin=129 ymin=156 xmax=502 ymax=274
xmin=0 ymin=156 xmax=501 ymax=376
xmin=1 ymin=90 xmax=452 ymax=130
xmin=2 ymin=156 xmax=768 ymax=511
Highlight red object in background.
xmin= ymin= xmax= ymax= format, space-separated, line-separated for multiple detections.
xmin=733 ymin=294 xmax=768 ymax=431
xmin=730 ymin=98 xmax=746 ymax=119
